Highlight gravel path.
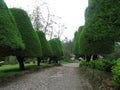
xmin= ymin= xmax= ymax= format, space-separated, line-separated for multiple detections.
xmin=0 ymin=63 xmax=92 ymax=90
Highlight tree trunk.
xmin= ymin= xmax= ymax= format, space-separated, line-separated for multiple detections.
xmin=48 ymin=58 xmax=52 ymax=64
xmin=17 ymin=56 xmax=25 ymax=70
xmin=37 ymin=57 xmax=41 ymax=66
xmin=86 ymin=55 xmax=91 ymax=61
xmin=93 ymin=55 xmax=98 ymax=60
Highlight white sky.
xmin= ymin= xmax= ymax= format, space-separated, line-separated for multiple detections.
xmin=4 ymin=0 xmax=88 ymax=40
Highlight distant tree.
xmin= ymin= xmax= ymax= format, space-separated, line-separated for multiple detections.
xmin=63 ymin=40 xmax=73 ymax=59
xmin=31 ymin=6 xmax=44 ymax=31
xmin=49 ymin=38 xmax=64 ymax=64
xmin=0 ymin=0 xmax=24 ymax=56
xmin=30 ymin=2 xmax=66 ymax=40
xmin=73 ymin=26 xmax=83 ymax=58
xmin=36 ymin=30 xmax=53 ymax=66
xmin=30 ymin=3 xmax=55 ymax=35
xmin=10 ymin=8 xmax=42 ymax=70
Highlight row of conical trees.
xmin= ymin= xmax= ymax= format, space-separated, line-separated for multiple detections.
xmin=0 ymin=0 xmax=64 ymax=70
xmin=73 ymin=0 xmax=120 ymax=61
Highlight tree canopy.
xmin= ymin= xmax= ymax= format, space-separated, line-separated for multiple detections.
xmin=49 ymin=38 xmax=63 ymax=59
xmin=36 ymin=30 xmax=53 ymax=58
xmin=0 ymin=0 xmax=24 ymax=56
xmin=80 ymin=0 xmax=116 ymax=55
xmin=10 ymin=8 xmax=42 ymax=57
xmin=73 ymin=26 xmax=83 ymax=57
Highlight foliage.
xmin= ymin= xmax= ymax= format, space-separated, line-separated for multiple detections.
xmin=105 ymin=49 xmax=120 ymax=60
xmin=5 ymin=56 xmax=18 ymax=64
xmin=79 ymin=0 xmax=115 ymax=55
xmin=0 ymin=63 xmax=53 ymax=78
xmin=36 ymin=30 xmax=53 ymax=57
xmin=73 ymin=26 xmax=83 ymax=56
xmin=49 ymin=38 xmax=64 ymax=59
xmin=112 ymin=58 xmax=120 ymax=86
xmin=0 ymin=0 xmax=25 ymax=56
xmin=56 ymin=38 xmax=64 ymax=57
xmin=10 ymin=8 xmax=42 ymax=57
xmin=60 ymin=59 xmax=74 ymax=64
xmin=63 ymin=40 xmax=73 ymax=59
xmin=80 ymin=59 xmax=113 ymax=71
xmin=74 ymin=0 xmax=119 ymax=56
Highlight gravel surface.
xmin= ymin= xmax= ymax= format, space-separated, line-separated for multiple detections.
xmin=0 ymin=63 xmax=92 ymax=90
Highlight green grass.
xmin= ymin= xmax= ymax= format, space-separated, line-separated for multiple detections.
xmin=60 ymin=59 xmax=75 ymax=64
xmin=0 ymin=63 xmax=53 ymax=78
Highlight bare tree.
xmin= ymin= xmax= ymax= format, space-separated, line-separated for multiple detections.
xmin=30 ymin=0 xmax=66 ymax=40
xmin=30 ymin=6 xmax=45 ymax=30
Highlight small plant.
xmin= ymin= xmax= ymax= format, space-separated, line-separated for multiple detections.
xmin=112 ymin=58 xmax=120 ymax=87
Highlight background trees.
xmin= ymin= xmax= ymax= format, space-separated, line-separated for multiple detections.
xmin=30 ymin=1 xmax=66 ymax=40
xmin=10 ymin=8 xmax=42 ymax=70
xmin=63 ymin=40 xmax=73 ymax=59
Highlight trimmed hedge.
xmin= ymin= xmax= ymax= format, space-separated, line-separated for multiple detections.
xmin=73 ymin=26 xmax=83 ymax=56
xmin=78 ymin=0 xmax=115 ymax=55
xmin=36 ymin=30 xmax=53 ymax=57
xmin=49 ymin=38 xmax=63 ymax=59
xmin=0 ymin=0 xmax=24 ymax=56
xmin=10 ymin=8 xmax=42 ymax=57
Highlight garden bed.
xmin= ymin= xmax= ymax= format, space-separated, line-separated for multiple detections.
xmin=79 ymin=65 xmax=115 ymax=90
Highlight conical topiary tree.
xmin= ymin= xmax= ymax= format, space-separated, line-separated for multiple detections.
xmin=0 ymin=0 xmax=25 ymax=56
xmin=36 ymin=30 xmax=53 ymax=66
xmin=56 ymin=38 xmax=64 ymax=59
xmin=73 ymin=26 xmax=84 ymax=58
xmin=78 ymin=0 xmax=115 ymax=61
xmin=10 ymin=8 xmax=42 ymax=70
xmin=49 ymin=38 xmax=63 ymax=64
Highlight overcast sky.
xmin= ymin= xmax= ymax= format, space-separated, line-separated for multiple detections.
xmin=4 ymin=0 xmax=88 ymax=40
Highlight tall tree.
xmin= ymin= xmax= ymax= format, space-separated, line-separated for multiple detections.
xmin=10 ymin=8 xmax=42 ymax=70
xmin=78 ymin=0 xmax=116 ymax=61
xmin=73 ymin=26 xmax=83 ymax=58
xmin=30 ymin=1 xmax=66 ymax=40
xmin=49 ymin=38 xmax=64 ymax=63
xmin=0 ymin=0 xmax=25 ymax=56
xmin=63 ymin=40 xmax=73 ymax=59
xmin=36 ymin=30 xmax=53 ymax=66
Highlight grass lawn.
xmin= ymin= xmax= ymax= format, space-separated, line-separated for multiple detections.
xmin=0 ymin=59 xmax=75 ymax=79
xmin=0 ymin=63 xmax=52 ymax=78
xmin=60 ymin=59 xmax=75 ymax=64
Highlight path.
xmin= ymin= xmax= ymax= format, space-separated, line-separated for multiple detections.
xmin=0 ymin=63 xmax=92 ymax=90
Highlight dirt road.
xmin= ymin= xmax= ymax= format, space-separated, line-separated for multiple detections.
xmin=0 ymin=63 xmax=92 ymax=90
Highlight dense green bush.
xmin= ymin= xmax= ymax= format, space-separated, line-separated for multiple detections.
xmin=105 ymin=49 xmax=120 ymax=60
xmin=0 ymin=0 xmax=24 ymax=56
xmin=112 ymin=59 xmax=120 ymax=86
xmin=80 ymin=59 xmax=113 ymax=71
